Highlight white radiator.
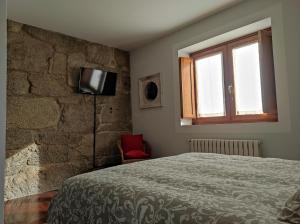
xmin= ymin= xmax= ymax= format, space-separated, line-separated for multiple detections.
xmin=189 ymin=139 xmax=262 ymax=157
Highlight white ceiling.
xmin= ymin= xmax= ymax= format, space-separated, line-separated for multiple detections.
xmin=8 ymin=0 xmax=242 ymax=51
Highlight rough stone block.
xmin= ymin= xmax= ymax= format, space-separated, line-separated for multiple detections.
xmin=34 ymin=132 xmax=82 ymax=146
xmin=97 ymin=122 xmax=132 ymax=132
xmin=56 ymin=37 xmax=87 ymax=54
xmin=95 ymin=131 xmax=128 ymax=155
xmin=58 ymin=104 xmax=93 ymax=133
xmin=114 ymin=49 xmax=130 ymax=72
xmin=100 ymin=94 xmax=131 ymax=123
xmin=69 ymin=134 xmax=93 ymax=161
xmin=67 ymin=67 xmax=81 ymax=88
xmin=68 ymin=52 xmax=86 ymax=68
xmin=7 ymin=20 xmax=23 ymax=33
xmin=39 ymin=163 xmax=79 ymax=190
xmin=7 ymin=71 xmax=30 ymax=96
xmin=100 ymin=103 xmax=130 ymax=123
xmin=80 ymin=134 xmax=93 ymax=146
xmin=86 ymin=44 xmax=114 ymax=65
xmin=6 ymin=129 xmax=34 ymax=150
xmin=5 ymin=166 xmax=41 ymax=200
xmin=95 ymin=154 xmax=121 ymax=167
xmin=8 ymin=33 xmax=54 ymax=73
xmin=7 ymin=31 xmax=24 ymax=49
xmin=5 ymin=162 xmax=79 ymax=200
xmin=7 ymin=97 xmax=61 ymax=129
xmin=69 ymin=147 xmax=92 ymax=167
xmin=70 ymin=158 xmax=91 ymax=172
xmin=84 ymin=94 xmax=96 ymax=104
xmin=27 ymin=145 xmax=69 ymax=165
xmin=7 ymin=33 xmax=25 ymax=60
xmin=22 ymin=24 xmax=62 ymax=46
xmin=71 ymin=144 xmax=92 ymax=158
xmin=57 ymin=96 xmax=85 ymax=105
xmin=5 ymin=143 xmax=39 ymax=176
xmin=51 ymin=52 xmax=67 ymax=74
xmin=116 ymin=73 xmax=130 ymax=94
xmin=29 ymin=74 xmax=72 ymax=96
xmin=23 ymin=24 xmax=87 ymax=54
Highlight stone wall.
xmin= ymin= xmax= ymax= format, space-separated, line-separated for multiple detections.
xmin=5 ymin=20 xmax=131 ymax=200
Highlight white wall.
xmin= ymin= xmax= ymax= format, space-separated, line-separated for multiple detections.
xmin=0 ymin=0 xmax=6 ymax=221
xmin=130 ymin=0 xmax=300 ymax=160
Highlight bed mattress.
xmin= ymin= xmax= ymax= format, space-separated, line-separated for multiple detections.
xmin=48 ymin=153 xmax=300 ymax=224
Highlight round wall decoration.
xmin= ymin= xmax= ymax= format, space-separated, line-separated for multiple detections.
xmin=139 ymin=73 xmax=162 ymax=109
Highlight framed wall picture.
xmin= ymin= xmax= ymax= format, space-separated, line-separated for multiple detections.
xmin=139 ymin=73 xmax=162 ymax=109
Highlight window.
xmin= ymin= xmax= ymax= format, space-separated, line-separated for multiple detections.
xmin=180 ymin=28 xmax=277 ymax=124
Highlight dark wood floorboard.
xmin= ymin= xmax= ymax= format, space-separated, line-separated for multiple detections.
xmin=4 ymin=191 xmax=57 ymax=224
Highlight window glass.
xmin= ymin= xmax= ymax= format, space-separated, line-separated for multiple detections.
xmin=232 ymin=42 xmax=263 ymax=115
xmin=195 ymin=53 xmax=225 ymax=117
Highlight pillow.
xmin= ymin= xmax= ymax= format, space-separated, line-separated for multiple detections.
xmin=278 ymin=189 xmax=300 ymax=224
xmin=121 ymin=134 xmax=144 ymax=153
xmin=124 ymin=150 xmax=149 ymax=159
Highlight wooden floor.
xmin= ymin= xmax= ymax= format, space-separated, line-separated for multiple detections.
xmin=4 ymin=191 xmax=57 ymax=224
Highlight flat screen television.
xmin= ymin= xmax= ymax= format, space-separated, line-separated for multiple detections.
xmin=79 ymin=67 xmax=117 ymax=95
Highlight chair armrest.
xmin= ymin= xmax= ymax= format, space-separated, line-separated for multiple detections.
xmin=117 ymin=140 xmax=124 ymax=162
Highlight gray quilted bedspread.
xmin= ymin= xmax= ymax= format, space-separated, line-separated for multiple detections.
xmin=48 ymin=153 xmax=300 ymax=224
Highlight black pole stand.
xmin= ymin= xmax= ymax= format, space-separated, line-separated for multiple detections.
xmin=93 ymin=95 xmax=96 ymax=168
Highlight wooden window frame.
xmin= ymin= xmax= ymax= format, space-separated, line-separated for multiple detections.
xmin=186 ymin=28 xmax=278 ymax=125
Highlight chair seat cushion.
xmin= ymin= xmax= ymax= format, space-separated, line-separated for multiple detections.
xmin=121 ymin=134 xmax=144 ymax=153
xmin=124 ymin=150 xmax=150 ymax=159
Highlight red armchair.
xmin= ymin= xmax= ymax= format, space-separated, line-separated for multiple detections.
xmin=117 ymin=134 xmax=151 ymax=164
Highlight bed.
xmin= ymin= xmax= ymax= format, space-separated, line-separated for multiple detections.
xmin=48 ymin=153 xmax=300 ymax=224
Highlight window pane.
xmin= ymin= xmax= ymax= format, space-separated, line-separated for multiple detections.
xmin=195 ymin=53 xmax=225 ymax=117
xmin=232 ymin=42 xmax=263 ymax=115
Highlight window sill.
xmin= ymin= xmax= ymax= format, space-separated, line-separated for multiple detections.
xmin=191 ymin=113 xmax=278 ymax=125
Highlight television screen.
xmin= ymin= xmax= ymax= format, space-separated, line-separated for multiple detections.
xmin=79 ymin=68 xmax=117 ymax=95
